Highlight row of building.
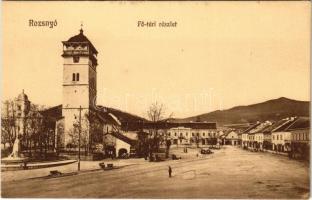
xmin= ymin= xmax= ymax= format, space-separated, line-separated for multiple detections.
xmin=219 ymin=117 xmax=310 ymax=160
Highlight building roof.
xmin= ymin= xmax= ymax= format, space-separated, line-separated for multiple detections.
xmin=39 ymin=105 xmax=63 ymax=120
xmin=261 ymin=117 xmax=308 ymax=133
xmin=96 ymin=105 xmax=147 ymax=124
xmin=242 ymin=122 xmax=261 ymax=134
xmin=121 ymin=121 xmax=217 ymax=131
xmin=262 ymin=119 xmax=289 ymax=133
xmin=108 ymin=131 xmax=137 ymax=146
xmin=63 ymin=29 xmax=98 ymax=54
xmin=40 ymin=104 xmax=217 ymax=131
xmin=285 ymin=117 xmax=310 ymax=131
xmin=220 ymin=129 xmax=237 ymax=138
xmin=272 ymin=118 xmax=297 ymax=132
xmin=95 ymin=109 xmax=121 ymax=126
xmin=16 ymin=90 xmax=29 ymax=101
xmin=249 ymin=121 xmax=272 ymax=134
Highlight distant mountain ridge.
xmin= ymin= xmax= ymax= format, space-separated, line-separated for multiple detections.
xmin=170 ymin=97 xmax=310 ymax=126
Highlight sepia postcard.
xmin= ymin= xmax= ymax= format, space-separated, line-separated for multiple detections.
xmin=1 ymin=1 xmax=311 ymax=199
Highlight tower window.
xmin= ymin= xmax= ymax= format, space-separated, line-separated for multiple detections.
xmin=72 ymin=73 xmax=75 ymax=81
xmin=73 ymin=56 xmax=80 ymax=63
xmin=76 ymin=73 xmax=80 ymax=81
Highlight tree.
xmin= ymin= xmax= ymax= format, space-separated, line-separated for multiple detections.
xmin=1 ymin=100 xmax=17 ymax=149
xmin=86 ymin=111 xmax=104 ymax=153
xmin=25 ymin=104 xmax=45 ymax=157
xmin=147 ymin=102 xmax=165 ymax=122
xmin=67 ymin=116 xmax=89 ymax=155
xmin=67 ymin=111 xmax=104 ymax=155
xmin=146 ymin=102 xmax=173 ymax=160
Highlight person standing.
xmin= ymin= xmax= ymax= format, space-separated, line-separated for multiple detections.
xmin=168 ymin=166 xmax=172 ymax=178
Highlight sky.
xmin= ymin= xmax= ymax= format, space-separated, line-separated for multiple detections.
xmin=2 ymin=1 xmax=311 ymax=118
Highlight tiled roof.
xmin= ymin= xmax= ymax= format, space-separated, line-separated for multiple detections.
xmin=96 ymin=105 xmax=147 ymax=124
xmin=121 ymin=121 xmax=217 ymax=131
xmin=249 ymin=121 xmax=272 ymax=134
xmin=242 ymin=122 xmax=261 ymax=133
xmin=64 ymin=29 xmax=98 ymax=54
xmin=285 ymin=117 xmax=310 ymax=131
xmin=95 ymin=110 xmax=121 ymax=126
xmin=273 ymin=118 xmax=297 ymax=132
xmin=262 ymin=119 xmax=287 ymax=133
xmin=108 ymin=131 xmax=137 ymax=146
xmin=39 ymin=105 xmax=62 ymax=120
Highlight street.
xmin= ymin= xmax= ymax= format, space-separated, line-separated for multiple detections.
xmin=2 ymin=146 xmax=309 ymax=198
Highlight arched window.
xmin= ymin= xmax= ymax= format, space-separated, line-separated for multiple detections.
xmin=76 ymin=73 xmax=80 ymax=81
xmin=72 ymin=73 xmax=75 ymax=81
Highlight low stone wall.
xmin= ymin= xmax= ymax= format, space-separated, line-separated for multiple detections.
xmin=1 ymin=160 xmax=77 ymax=171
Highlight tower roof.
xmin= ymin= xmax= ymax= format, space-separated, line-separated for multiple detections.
xmin=64 ymin=29 xmax=98 ymax=54
xmin=17 ymin=89 xmax=29 ymax=101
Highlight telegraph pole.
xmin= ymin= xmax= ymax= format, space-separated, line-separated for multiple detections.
xmin=78 ymin=106 xmax=82 ymax=171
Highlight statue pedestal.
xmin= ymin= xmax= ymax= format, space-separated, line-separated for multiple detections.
xmin=1 ymin=156 xmax=29 ymax=164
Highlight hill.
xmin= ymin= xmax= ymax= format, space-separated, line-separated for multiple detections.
xmin=170 ymin=97 xmax=310 ymax=126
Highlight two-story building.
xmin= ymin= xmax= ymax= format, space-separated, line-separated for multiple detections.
xmin=288 ymin=117 xmax=310 ymax=160
xmin=248 ymin=121 xmax=272 ymax=150
xmin=253 ymin=121 xmax=273 ymax=151
xmin=271 ymin=117 xmax=297 ymax=152
xmin=220 ymin=130 xmax=239 ymax=145
xmin=241 ymin=122 xmax=261 ymax=149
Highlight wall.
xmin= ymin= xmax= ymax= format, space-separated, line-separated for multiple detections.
xmin=115 ymin=138 xmax=131 ymax=157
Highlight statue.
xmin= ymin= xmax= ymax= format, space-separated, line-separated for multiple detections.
xmin=2 ymin=135 xmax=28 ymax=164
xmin=8 ymin=136 xmax=21 ymax=158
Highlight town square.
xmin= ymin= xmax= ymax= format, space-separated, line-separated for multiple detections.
xmin=2 ymin=146 xmax=309 ymax=198
xmin=2 ymin=1 xmax=311 ymax=199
